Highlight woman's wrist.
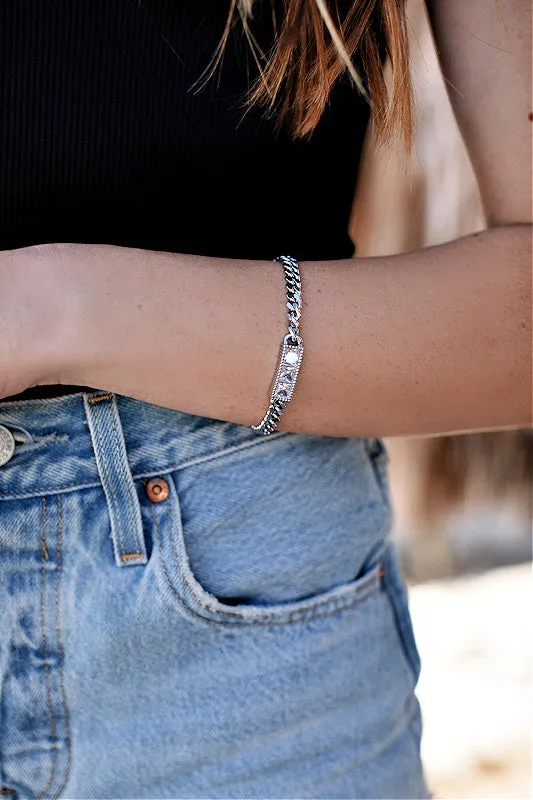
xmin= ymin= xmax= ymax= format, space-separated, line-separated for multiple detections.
xmin=42 ymin=242 xmax=133 ymax=391
xmin=35 ymin=243 xmax=98 ymax=390
xmin=44 ymin=243 xmax=196 ymax=399
xmin=0 ymin=244 xmax=81 ymax=396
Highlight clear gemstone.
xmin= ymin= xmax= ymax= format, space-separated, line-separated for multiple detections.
xmin=280 ymin=369 xmax=295 ymax=383
xmin=284 ymin=351 xmax=298 ymax=365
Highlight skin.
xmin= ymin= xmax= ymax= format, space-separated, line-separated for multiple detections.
xmin=0 ymin=0 xmax=531 ymax=438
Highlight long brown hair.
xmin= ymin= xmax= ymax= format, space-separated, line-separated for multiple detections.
xmin=204 ymin=0 xmax=412 ymax=145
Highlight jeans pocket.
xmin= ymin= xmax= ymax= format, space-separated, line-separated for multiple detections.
xmin=145 ymin=434 xmax=392 ymax=627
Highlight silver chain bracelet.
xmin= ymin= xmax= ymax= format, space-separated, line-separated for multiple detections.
xmin=251 ymin=255 xmax=304 ymax=435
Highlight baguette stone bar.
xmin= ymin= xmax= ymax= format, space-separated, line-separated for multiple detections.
xmin=251 ymin=256 xmax=303 ymax=435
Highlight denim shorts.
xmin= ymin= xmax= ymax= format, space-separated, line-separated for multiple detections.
xmin=0 ymin=391 xmax=429 ymax=799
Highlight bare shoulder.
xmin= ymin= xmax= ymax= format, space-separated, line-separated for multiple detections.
xmin=425 ymin=0 xmax=532 ymax=226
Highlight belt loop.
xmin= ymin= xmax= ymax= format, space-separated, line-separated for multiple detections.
xmin=84 ymin=392 xmax=147 ymax=568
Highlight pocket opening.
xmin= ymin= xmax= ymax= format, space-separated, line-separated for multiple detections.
xmin=148 ymin=435 xmax=394 ymax=628
xmin=151 ymin=471 xmax=387 ymax=627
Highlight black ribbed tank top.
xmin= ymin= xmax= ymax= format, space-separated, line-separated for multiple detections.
xmin=0 ymin=0 xmax=374 ymax=262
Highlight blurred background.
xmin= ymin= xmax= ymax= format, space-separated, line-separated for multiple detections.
xmin=351 ymin=2 xmax=532 ymax=797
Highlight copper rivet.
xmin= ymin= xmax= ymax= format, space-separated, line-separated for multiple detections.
xmin=145 ymin=477 xmax=170 ymax=503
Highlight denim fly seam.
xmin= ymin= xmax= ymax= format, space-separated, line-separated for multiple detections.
xmin=83 ymin=393 xmax=147 ymax=567
xmin=34 ymin=495 xmax=72 ymax=800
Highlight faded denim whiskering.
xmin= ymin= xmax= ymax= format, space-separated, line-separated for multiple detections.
xmin=0 ymin=391 xmax=429 ymax=799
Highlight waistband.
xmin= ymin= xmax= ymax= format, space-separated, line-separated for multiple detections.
xmin=0 ymin=391 xmax=289 ymax=502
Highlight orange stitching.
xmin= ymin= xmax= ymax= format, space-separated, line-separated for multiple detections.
xmin=54 ymin=495 xmax=73 ymax=797
xmin=121 ymin=552 xmax=144 ymax=561
xmin=41 ymin=538 xmax=49 ymax=561
xmin=87 ymin=394 xmax=113 ymax=404
xmin=35 ymin=498 xmax=59 ymax=800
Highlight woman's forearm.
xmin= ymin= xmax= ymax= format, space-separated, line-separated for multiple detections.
xmin=7 ymin=225 xmax=527 ymax=437
xmin=42 ymin=223 xmax=530 ymax=439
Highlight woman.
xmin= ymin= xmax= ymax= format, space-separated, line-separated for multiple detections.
xmin=0 ymin=0 xmax=530 ymax=796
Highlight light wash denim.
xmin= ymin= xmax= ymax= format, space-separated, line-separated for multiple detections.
xmin=0 ymin=391 xmax=429 ymax=799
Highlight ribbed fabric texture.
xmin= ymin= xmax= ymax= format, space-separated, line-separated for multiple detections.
xmin=0 ymin=0 xmax=372 ymax=261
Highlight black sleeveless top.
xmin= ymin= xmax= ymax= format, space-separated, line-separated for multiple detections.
xmin=0 ymin=0 xmax=373 ymax=262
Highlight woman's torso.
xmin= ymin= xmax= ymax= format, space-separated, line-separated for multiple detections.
xmin=0 ymin=0 xmax=371 ymax=260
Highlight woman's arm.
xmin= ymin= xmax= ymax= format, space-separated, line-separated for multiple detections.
xmin=2 ymin=0 xmax=531 ymax=438
xmin=6 ymin=223 xmax=530 ymax=437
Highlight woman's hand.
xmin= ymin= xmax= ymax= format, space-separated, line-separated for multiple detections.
xmin=0 ymin=243 xmax=82 ymax=398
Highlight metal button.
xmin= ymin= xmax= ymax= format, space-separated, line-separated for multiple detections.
xmin=145 ymin=477 xmax=170 ymax=503
xmin=0 ymin=425 xmax=15 ymax=467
